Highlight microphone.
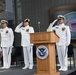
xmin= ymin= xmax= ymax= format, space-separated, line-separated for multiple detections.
xmin=38 ymin=22 xmax=40 ymax=32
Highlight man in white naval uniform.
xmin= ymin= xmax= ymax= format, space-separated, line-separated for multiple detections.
xmin=48 ymin=15 xmax=71 ymax=71
xmin=0 ymin=20 xmax=14 ymax=69
xmin=15 ymin=19 xmax=34 ymax=69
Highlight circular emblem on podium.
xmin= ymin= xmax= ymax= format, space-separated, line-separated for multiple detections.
xmin=36 ymin=45 xmax=48 ymax=59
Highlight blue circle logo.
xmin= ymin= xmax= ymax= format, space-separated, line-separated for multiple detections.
xmin=36 ymin=45 xmax=48 ymax=59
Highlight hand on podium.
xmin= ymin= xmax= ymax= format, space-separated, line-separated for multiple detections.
xmin=47 ymin=28 xmax=53 ymax=32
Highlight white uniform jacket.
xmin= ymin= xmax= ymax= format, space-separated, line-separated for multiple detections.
xmin=0 ymin=27 xmax=14 ymax=47
xmin=15 ymin=23 xmax=34 ymax=47
xmin=48 ymin=23 xmax=71 ymax=46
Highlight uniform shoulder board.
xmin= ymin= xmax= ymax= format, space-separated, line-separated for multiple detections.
xmin=8 ymin=28 xmax=13 ymax=31
xmin=8 ymin=27 xmax=12 ymax=29
xmin=29 ymin=26 xmax=33 ymax=27
xmin=65 ymin=25 xmax=69 ymax=27
xmin=29 ymin=26 xmax=33 ymax=28
xmin=65 ymin=25 xmax=70 ymax=30
xmin=65 ymin=24 xmax=68 ymax=26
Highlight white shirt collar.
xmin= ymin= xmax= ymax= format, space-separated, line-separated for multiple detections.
xmin=24 ymin=25 xmax=29 ymax=28
xmin=3 ymin=27 xmax=8 ymax=29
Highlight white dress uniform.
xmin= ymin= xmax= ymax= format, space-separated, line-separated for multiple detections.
xmin=15 ymin=22 xmax=34 ymax=69
xmin=0 ymin=27 xmax=14 ymax=69
xmin=48 ymin=18 xmax=71 ymax=71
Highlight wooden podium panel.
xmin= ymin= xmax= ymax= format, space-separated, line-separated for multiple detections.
xmin=30 ymin=32 xmax=60 ymax=75
xmin=30 ymin=32 xmax=59 ymax=44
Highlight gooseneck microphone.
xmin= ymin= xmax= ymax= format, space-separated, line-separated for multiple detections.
xmin=38 ymin=22 xmax=40 ymax=32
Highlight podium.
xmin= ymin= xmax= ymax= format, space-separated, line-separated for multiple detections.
xmin=30 ymin=32 xmax=60 ymax=75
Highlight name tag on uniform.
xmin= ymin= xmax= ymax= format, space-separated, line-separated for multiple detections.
xmin=6 ymin=30 xmax=8 ymax=33
xmin=26 ymin=29 xmax=29 ymax=32
xmin=62 ymin=27 xmax=65 ymax=31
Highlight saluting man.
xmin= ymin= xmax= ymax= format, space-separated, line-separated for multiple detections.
xmin=48 ymin=15 xmax=71 ymax=71
xmin=15 ymin=18 xmax=34 ymax=69
xmin=0 ymin=20 xmax=14 ymax=69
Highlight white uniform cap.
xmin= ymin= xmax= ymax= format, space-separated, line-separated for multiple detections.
xmin=24 ymin=18 xmax=30 ymax=23
xmin=1 ymin=20 xmax=8 ymax=24
xmin=57 ymin=15 xmax=65 ymax=20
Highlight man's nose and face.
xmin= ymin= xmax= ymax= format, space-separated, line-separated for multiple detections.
xmin=1 ymin=23 xmax=7 ymax=28
xmin=58 ymin=18 xmax=64 ymax=24
xmin=23 ymin=22 xmax=29 ymax=27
